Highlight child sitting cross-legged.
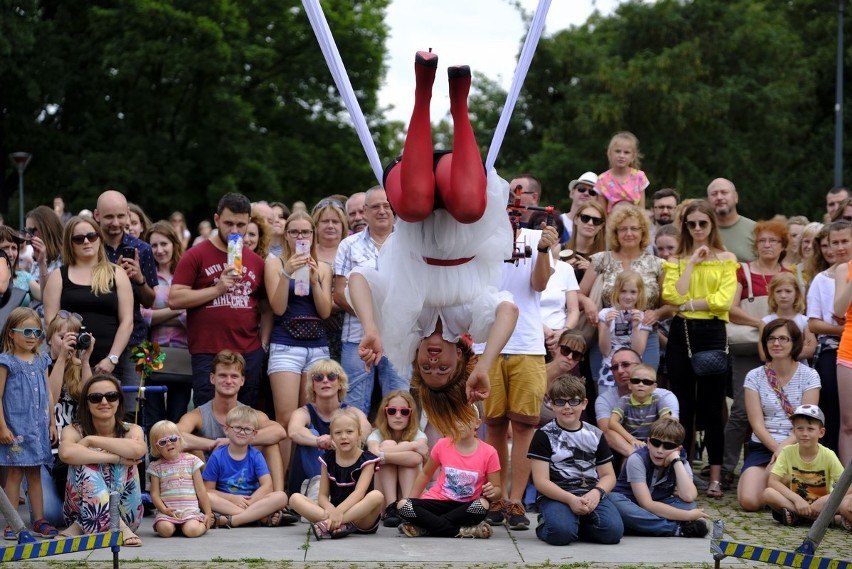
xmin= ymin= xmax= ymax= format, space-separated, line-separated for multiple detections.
xmin=396 ymin=405 xmax=500 ymax=539
xmin=528 ymin=375 xmax=624 ymax=546
xmin=608 ymin=417 xmax=710 ymax=537
xmin=608 ymin=364 xmax=672 ymax=450
xmin=203 ymin=406 xmax=292 ymax=528
xmin=762 ymin=405 xmax=849 ymax=527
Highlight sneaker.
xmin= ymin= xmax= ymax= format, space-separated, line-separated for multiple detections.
xmin=506 ymin=501 xmax=530 ymax=530
xmin=399 ymin=523 xmax=427 ymax=537
xmin=485 ymin=499 xmax=507 ymax=526
xmin=382 ymin=503 xmax=401 ymax=528
xmin=680 ymin=519 xmax=709 ymax=538
xmin=456 ymin=521 xmax=492 ymax=539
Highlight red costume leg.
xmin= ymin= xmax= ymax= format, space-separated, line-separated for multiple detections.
xmin=437 ymin=65 xmax=486 ymax=224
xmin=389 ymin=50 xmax=438 ymax=223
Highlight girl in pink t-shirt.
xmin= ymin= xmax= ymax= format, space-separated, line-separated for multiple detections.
xmin=595 ymin=131 xmax=649 ymax=213
xmin=396 ymin=407 xmax=501 ymax=538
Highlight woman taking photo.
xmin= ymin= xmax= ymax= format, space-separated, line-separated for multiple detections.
xmin=265 ymin=211 xmax=333 ymax=484
xmin=0 ymin=226 xmax=39 ymax=304
xmin=58 ymin=374 xmax=145 ymax=545
xmin=662 ymin=200 xmax=738 ymax=499
xmin=737 ymin=318 xmax=820 ymax=511
xmin=43 ymin=217 xmax=133 ymax=381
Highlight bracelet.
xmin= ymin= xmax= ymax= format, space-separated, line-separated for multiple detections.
xmin=537 ymin=245 xmax=550 ymax=254
xmin=591 ymin=486 xmax=606 ymax=499
xmin=280 ymin=267 xmax=292 ymax=279
xmin=379 ymin=451 xmax=385 ymax=465
xmin=689 ymin=299 xmax=696 ymax=312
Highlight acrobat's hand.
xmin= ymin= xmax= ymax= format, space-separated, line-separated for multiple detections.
xmin=358 ymin=329 xmax=384 ymax=371
xmin=466 ymin=364 xmax=491 ymax=404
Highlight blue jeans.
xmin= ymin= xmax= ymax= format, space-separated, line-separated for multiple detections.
xmin=536 ymin=494 xmax=624 ymax=546
xmin=191 ymin=347 xmax=265 ymax=407
xmin=609 ymin=491 xmax=694 ymax=536
xmin=340 ymin=342 xmax=409 ymax=415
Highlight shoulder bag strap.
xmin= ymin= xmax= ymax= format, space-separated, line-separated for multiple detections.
xmin=741 ymin=262 xmax=755 ymax=302
xmin=762 ymin=365 xmax=795 ymax=417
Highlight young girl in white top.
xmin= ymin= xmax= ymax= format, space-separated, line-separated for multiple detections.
xmin=367 ymin=390 xmax=428 ymax=527
xmin=598 ymin=270 xmax=652 ymax=389
xmin=759 ymin=272 xmax=816 ymax=362
xmin=147 ymin=420 xmax=212 ymax=538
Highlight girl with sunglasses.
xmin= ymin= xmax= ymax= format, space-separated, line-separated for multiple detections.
xmin=147 ymin=420 xmax=212 ymax=538
xmin=662 ymin=199 xmax=738 ymax=499
xmin=367 ymin=390 xmax=428 ymax=527
xmin=58 ymin=374 xmax=145 ymax=545
xmin=0 ymin=307 xmax=55 ymax=539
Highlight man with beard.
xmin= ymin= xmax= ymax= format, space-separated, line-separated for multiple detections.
xmin=707 ymin=178 xmax=755 ymax=262
xmin=346 ymin=191 xmax=368 ymax=234
xmin=651 ymin=188 xmax=678 ymax=231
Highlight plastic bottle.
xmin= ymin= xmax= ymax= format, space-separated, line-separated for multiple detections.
xmin=293 ymin=238 xmax=311 ymax=296
xmin=227 ymin=233 xmax=243 ymax=276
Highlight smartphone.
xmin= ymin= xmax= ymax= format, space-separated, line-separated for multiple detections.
xmin=295 ymin=239 xmax=310 ymax=256
xmin=121 ymin=246 xmax=136 ymax=259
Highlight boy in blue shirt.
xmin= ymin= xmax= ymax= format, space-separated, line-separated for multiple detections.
xmin=609 ymin=417 xmax=710 ymax=537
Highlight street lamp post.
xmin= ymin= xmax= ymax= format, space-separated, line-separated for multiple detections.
xmin=835 ymin=0 xmax=845 ymax=188
xmin=8 ymin=152 xmax=32 ymax=230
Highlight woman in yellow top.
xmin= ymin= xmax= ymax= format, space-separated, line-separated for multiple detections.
xmin=662 ymin=200 xmax=738 ymax=498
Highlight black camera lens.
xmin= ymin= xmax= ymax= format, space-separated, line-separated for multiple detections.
xmin=75 ymin=331 xmax=92 ymax=349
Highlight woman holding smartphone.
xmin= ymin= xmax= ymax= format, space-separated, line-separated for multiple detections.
xmin=264 ymin=211 xmax=333 ymax=481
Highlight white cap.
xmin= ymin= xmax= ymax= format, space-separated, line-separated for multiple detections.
xmin=790 ymin=404 xmax=825 ymax=425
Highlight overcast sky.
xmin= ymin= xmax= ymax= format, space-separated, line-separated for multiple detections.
xmin=379 ymin=0 xmax=621 ymax=123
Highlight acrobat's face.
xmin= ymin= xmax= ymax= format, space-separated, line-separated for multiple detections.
xmin=416 ymin=332 xmax=462 ymax=389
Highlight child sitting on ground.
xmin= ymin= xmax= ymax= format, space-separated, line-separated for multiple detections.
xmin=608 ymin=417 xmax=710 ymax=537
xmin=289 ymin=408 xmax=384 ymax=539
xmin=367 ymin=390 xmax=429 ymax=527
xmin=397 ymin=405 xmax=500 ymax=539
xmin=608 ymin=364 xmax=672 ymax=450
xmin=528 ymin=375 xmax=624 ymax=546
xmin=202 ymin=407 xmax=292 ymax=528
xmin=762 ymin=405 xmax=849 ymax=526
xmin=147 ymin=420 xmax=212 ymax=538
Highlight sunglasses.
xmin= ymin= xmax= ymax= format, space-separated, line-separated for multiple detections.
xmin=228 ymin=425 xmax=256 ymax=435
xmin=648 ymin=438 xmax=679 ymax=451
xmin=312 ymin=372 xmax=339 ymax=383
xmin=630 ymin=377 xmax=656 ymax=386
xmin=559 ymin=345 xmax=585 ymax=361
xmin=686 ymin=220 xmax=710 ymax=230
xmin=156 ymin=435 xmax=180 ymax=447
xmin=579 ymin=213 xmax=605 ymax=226
xmin=385 ymin=406 xmax=412 ymax=417
xmin=86 ymin=391 xmax=121 ymax=404
xmin=575 ymin=186 xmax=598 ymax=197
xmin=70 ymin=232 xmax=100 ymax=245
xmin=57 ymin=310 xmax=82 ymax=322
xmin=313 ymin=198 xmax=344 ymax=212
xmin=550 ymin=397 xmax=583 ymax=407
xmin=12 ymin=327 xmax=43 ymax=338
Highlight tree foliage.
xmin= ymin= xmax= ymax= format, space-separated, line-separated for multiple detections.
xmin=0 ymin=0 xmax=390 ymax=226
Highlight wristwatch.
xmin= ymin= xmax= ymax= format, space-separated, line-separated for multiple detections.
xmin=108 ymin=354 xmax=120 ymax=365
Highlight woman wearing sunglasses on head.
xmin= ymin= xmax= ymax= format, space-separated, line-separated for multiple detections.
xmin=662 ymin=200 xmax=738 ymax=499
xmin=287 ymin=359 xmax=370 ymax=496
xmin=43 ymin=217 xmax=133 ymax=384
xmin=58 ymin=374 xmax=146 ymax=546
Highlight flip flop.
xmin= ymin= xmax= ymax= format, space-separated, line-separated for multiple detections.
xmin=706 ymin=480 xmax=723 ymax=499
xmin=771 ymin=507 xmax=799 ymax=526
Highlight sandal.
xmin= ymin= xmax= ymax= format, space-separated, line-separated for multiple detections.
xmin=312 ymin=520 xmax=331 ymax=540
xmin=212 ymin=512 xmax=232 ymax=529
xmin=772 ymin=507 xmax=799 ymax=527
xmin=330 ymin=522 xmax=356 ymax=539
xmin=32 ymin=518 xmax=58 ymax=539
xmin=706 ymin=480 xmax=723 ymax=498
xmin=120 ymin=527 xmax=142 ymax=547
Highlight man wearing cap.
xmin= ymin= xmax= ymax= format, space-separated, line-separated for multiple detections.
xmin=561 ymin=171 xmax=598 ymax=242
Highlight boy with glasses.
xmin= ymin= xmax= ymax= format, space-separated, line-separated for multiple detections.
xmin=608 ymin=364 xmax=672 ymax=449
xmin=527 ymin=375 xmax=623 ymax=546
xmin=609 ymin=418 xmax=710 ymax=537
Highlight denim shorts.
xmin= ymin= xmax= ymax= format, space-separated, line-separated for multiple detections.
xmin=268 ymin=343 xmax=330 ymax=375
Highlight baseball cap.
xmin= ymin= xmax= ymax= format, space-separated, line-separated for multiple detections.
xmin=790 ymin=404 xmax=825 ymax=425
xmin=569 ymin=172 xmax=598 ymax=192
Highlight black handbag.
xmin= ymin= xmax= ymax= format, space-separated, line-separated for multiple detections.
xmin=684 ymin=319 xmax=729 ymax=376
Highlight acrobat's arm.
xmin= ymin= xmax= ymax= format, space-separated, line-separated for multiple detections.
xmin=348 ymin=272 xmax=383 ymax=369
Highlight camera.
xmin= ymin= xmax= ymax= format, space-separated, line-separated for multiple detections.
xmin=121 ymin=246 xmax=136 ymax=259
xmin=75 ymin=329 xmax=93 ymax=350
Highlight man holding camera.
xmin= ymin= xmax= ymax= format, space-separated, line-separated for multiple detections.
xmin=94 ymin=189 xmax=158 ymax=408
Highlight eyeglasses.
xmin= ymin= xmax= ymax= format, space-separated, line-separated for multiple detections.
xmin=156 ymin=435 xmax=180 ymax=447
xmin=767 ymin=335 xmax=792 ymax=344
xmin=86 ymin=391 xmax=121 ymax=404
xmin=617 ymin=226 xmax=641 ymax=234
xmin=629 ymin=377 xmax=656 ymax=386
xmin=574 ymin=186 xmax=598 ymax=197
xmin=228 ymin=425 xmax=257 ymax=435
xmin=653 ymin=204 xmax=675 ymax=210
xmin=648 ymin=438 xmax=679 ymax=451
xmin=578 ymin=213 xmax=604 ymax=226
xmin=12 ymin=327 xmax=43 ymax=338
xmin=612 ymin=361 xmax=639 ymax=370
xmin=559 ymin=346 xmax=585 ymax=361
xmin=550 ymin=397 xmax=583 ymax=407
xmin=367 ymin=202 xmax=393 ymax=212
xmin=385 ymin=406 xmax=412 ymax=417
xmin=757 ymin=238 xmax=781 ymax=246
xmin=312 ymin=372 xmax=339 ymax=383
xmin=313 ymin=198 xmax=344 ymax=212
xmin=686 ymin=220 xmax=710 ymax=230
xmin=57 ymin=310 xmax=82 ymax=322
xmin=286 ymin=229 xmax=314 ymax=238
xmin=70 ymin=232 xmax=100 ymax=245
